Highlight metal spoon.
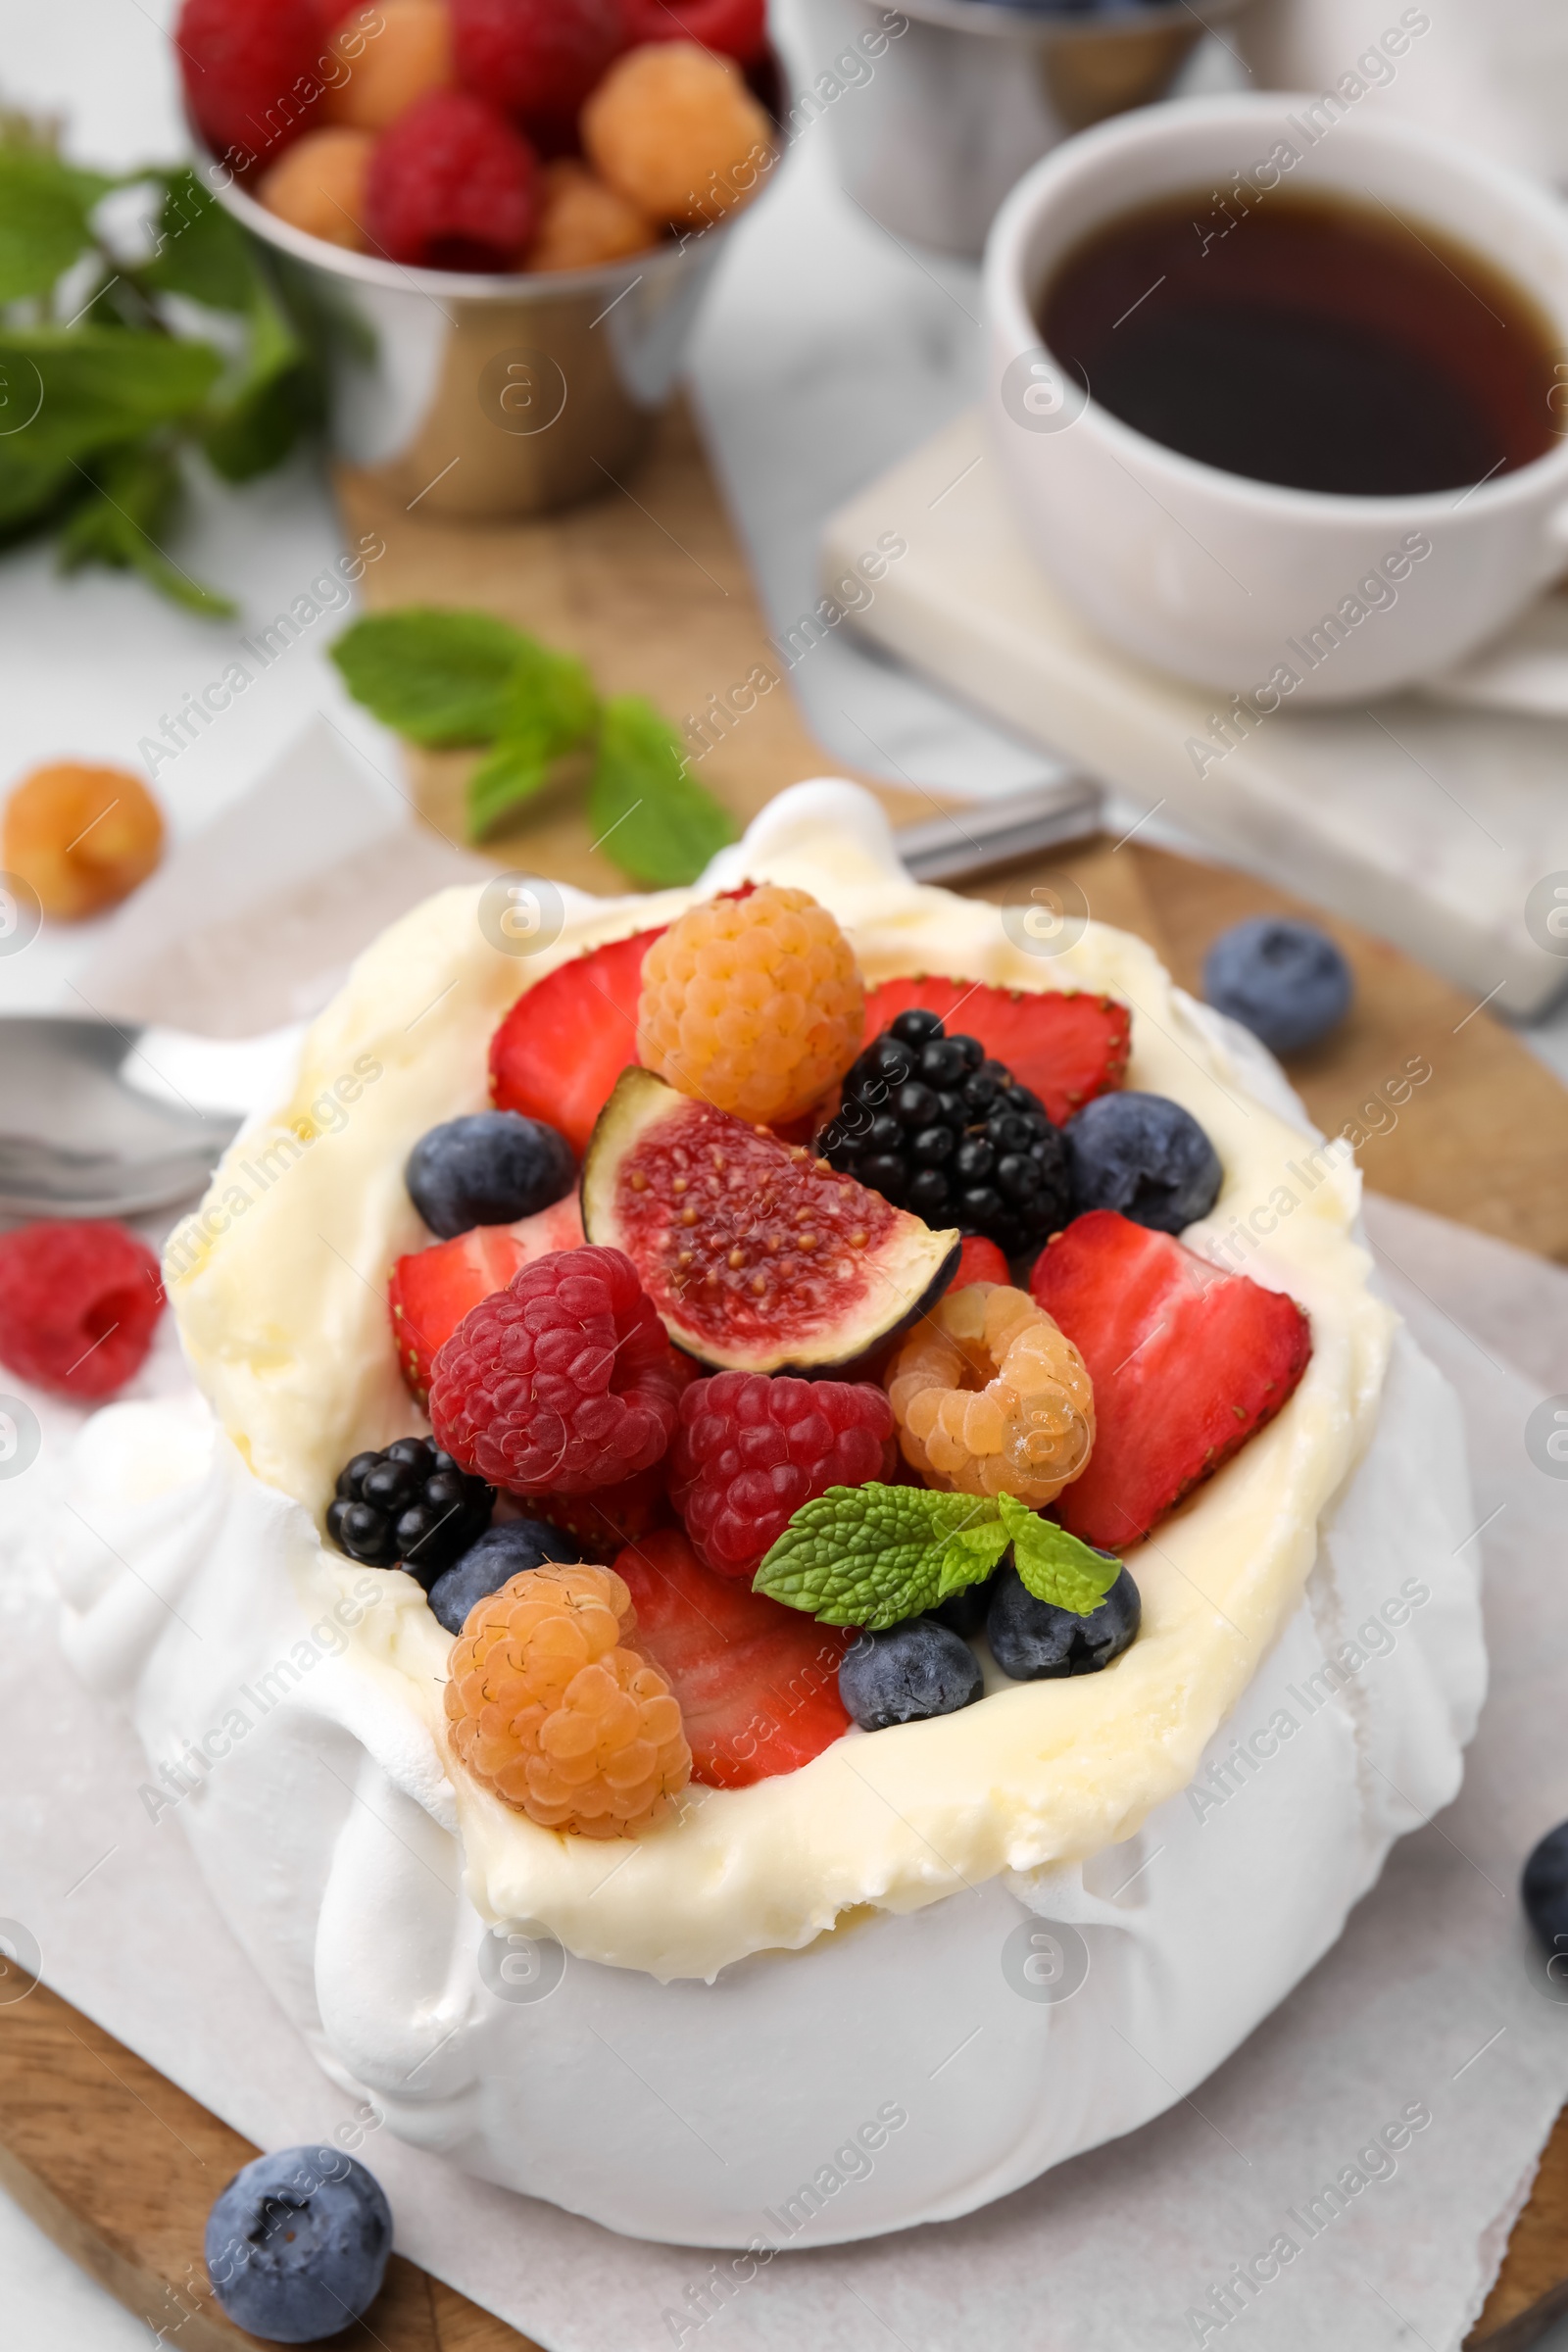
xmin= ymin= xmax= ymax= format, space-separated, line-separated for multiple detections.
xmin=0 ymin=1017 xmax=242 ymax=1220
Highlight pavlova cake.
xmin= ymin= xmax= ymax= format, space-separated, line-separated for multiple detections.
xmin=55 ymin=781 xmax=1486 ymax=2248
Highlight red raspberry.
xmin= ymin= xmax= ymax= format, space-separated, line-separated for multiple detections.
xmin=0 ymin=1222 xmax=164 ymax=1400
xmin=176 ymin=0 xmax=325 ymax=170
xmin=430 ymin=1246 xmax=688 ymax=1494
xmin=365 ymin=90 xmax=541 ymax=269
xmin=619 ymin=0 xmax=767 ymax=64
xmin=670 ymin=1372 xmax=895 ymax=1579
xmin=452 ymin=0 xmax=625 ymax=122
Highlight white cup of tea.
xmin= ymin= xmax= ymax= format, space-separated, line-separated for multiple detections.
xmin=984 ymin=93 xmax=1568 ymax=704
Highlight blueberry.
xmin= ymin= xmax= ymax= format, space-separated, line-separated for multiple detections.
xmin=426 ymin=1517 xmax=580 ymax=1635
xmin=987 ymin=1561 xmax=1141 ymax=1681
xmin=840 ymin=1617 xmax=983 ymax=1731
xmin=1523 ymin=1821 xmax=1568 ymax=1956
xmin=1065 ymin=1091 xmax=1221 ymax=1233
xmin=405 ymin=1111 xmax=574 ymax=1241
xmin=205 ymin=2146 xmax=391 ymax=2344
xmin=1201 ymin=916 xmax=1352 ymax=1057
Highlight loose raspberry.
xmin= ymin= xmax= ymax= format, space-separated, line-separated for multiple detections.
xmin=887 ymin=1281 xmax=1095 ymax=1507
xmin=582 ymin=40 xmax=773 ymax=227
xmin=451 ymin=0 xmax=624 ymax=122
xmin=671 ymin=1372 xmax=894 ymax=1579
xmin=637 ymin=884 xmax=863 ymax=1127
xmin=176 ymin=0 xmax=326 ymax=170
xmin=365 ymin=89 xmax=541 ymax=269
xmin=445 ymin=1562 xmax=691 ymax=1837
xmin=0 ymin=1222 xmax=164 ymax=1400
xmin=3 ymin=762 xmax=164 ymax=921
xmin=429 ymin=1245 xmax=688 ymax=1494
xmin=619 ymin=0 xmax=767 ymax=65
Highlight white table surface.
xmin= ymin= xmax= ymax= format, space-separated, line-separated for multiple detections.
xmin=5 ymin=2 xmax=1568 ymax=2342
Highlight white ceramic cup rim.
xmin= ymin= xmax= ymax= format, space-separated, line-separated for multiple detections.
xmin=984 ymin=92 xmax=1568 ymax=523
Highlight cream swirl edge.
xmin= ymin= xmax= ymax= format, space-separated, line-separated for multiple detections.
xmin=167 ymin=785 xmax=1394 ymax=1982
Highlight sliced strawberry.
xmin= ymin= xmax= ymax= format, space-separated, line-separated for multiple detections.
xmin=610 ymin=1527 xmax=853 ymax=1789
xmin=861 ymin=976 xmax=1130 ymax=1126
xmin=389 ymin=1193 xmax=583 ymax=1406
xmin=952 ymin=1235 xmax=1010 ymax=1289
xmin=489 ymin=924 xmax=666 ymax=1157
xmin=1030 ymin=1209 xmax=1311 ymax=1548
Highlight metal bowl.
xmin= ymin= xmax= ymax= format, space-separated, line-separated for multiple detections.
xmin=213 ymin=160 xmax=757 ymax=521
xmin=793 ymin=0 xmax=1255 ymax=258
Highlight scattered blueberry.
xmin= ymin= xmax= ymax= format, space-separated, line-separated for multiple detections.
xmin=840 ymin=1616 xmax=984 ymax=1731
xmin=930 ymin=1574 xmax=998 ymax=1640
xmin=405 ymin=1110 xmax=575 ymax=1241
xmin=1064 ymin=1091 xmax=1221 ymax=1232
xmin=1201 ymin=916 xmax=1352 ymax=1057
xmin=426 ymin=1516 xmax=581 ymax=1635
xmin=1523 ymin=1821 xmax=1568 ymax=1955
xmin=987 ymin=1560 xmax=1141 ymax=1681
xmin=205 ymin=2146 xmax=391 ymax=2344
xmin=326 ymin=1436 xmax=492 ymax=1587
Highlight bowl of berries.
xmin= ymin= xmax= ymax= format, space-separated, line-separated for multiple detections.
xmin=174 ymin=0 xmax=781 ymax=516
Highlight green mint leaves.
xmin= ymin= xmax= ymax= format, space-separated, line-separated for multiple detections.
xmin=755 ymin=1484 xmax=1121 ymax=1631
xmin=0 ymin=142 xmax=320 ymax=612
xmin=330 ymin=610 xmax=737 ymax=884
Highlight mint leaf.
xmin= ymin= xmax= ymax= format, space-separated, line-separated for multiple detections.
xmin=331 ymin=609 xmax=531 ymax=744
xmin=142 ymin=169 xmax=259 ymax=313
xmin=586 ymin=695 xmax=735 ymax=887
xmin=936 ymin=1517 xmax=1011 ymax=1599
xmin=0 ymin=328 xmax=221 ymax=464
xmin=756 ymin=1484 xmax=1003 ymax=1630
xmin=57 ymin=443 xmax=234 ymax=616
xmin=997 ymin=1494 xmax=1120 ymax=1616
xmin=466 ymin=640 xmax=597 ymax=839
xmin=200 ymin=280 xmax=315 ymax=482
xmin=466 ymin=726 xmax=554 ymax=837
xmin=0 ymin=144 xmax=116 ymax=304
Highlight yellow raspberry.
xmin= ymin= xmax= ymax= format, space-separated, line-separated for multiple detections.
xmin=582 ymin=41 xmax=773 ymax=229
xmin=887 ymin=1283 xmax=1095 ymax=1506
xmin=637 ymin=885 xmax=864 ymax=1126
xmin=444 ymin=1563 xmax=691 ymax=1838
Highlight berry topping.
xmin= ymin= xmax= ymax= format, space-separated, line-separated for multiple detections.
xmin=1064 ymin=1091 xmax=1222 ymax=1234
xmin=490 ymin=922 xmax=666 ymax=1155
xmin=327 ymin=1436 xmax=493 ymax=1583
xmin=0 ymin=1221 xmax=163 ymax=1399
xmin=611 ymin=1528 xmax=853 ymax=1787
xmin=620 ymin=0 xmax=767 ymax=63
xmin=819 ymin=1010 xmax=1070 ymax=1257
xmin=1030 ymin=1209 xmax=1312 ymax=1548
xmin=582 ymin=39 xmax=773 ymax=227
xmin=451 ymin=0 xmax=625 ymax=122
xmin=427 ymin=1514 xmax=581 ymax=1634
xmin=429 ymin=1245 xmax=689 ymax=1494
xmin=1202 ymin=915 xmax=1353 ymax=1057
xmin=444 ymin=1561 xmax=691 ymax=1836
xmin=527 ymin=158 xmax=659 ymax=270
xmin=671 ymin=1372 xmax=895 ymax=1579
xmin=886 ymin=1281 xmax=1094 ymax=1506
xmin=987 ymin=1559 xmax=1140 ymax=1681
xmin=406 ymin=1109 xmax=575 ymax=1240
xmin=859 ymin=976 xmax=1130 ymax=1128
xmin=951 ymin=1234 xmax=1010 ymax=1289
xmin=258 ymin=127 xmax=373 ymax=250
xmin=324 ymin=0 xmax=454 ymax=132
xmin=365 ymin=88 xmax=541 ymax=269
xmin=1523 ymin=1821 xmax=1568 ymax=1960
xmin=516 ymin=1460 xmax=670 ymax=1549
xmin=389 ymin=1192 xmax=584 ymax=1406
xmin=205 ymin=2146 xmax=391 ymax=2342
xmin=582 ymin=1067 xmax=959 ymax=1374
xmin=839 ymin=1617 xmax=983 ymax=1732
xmin=637 ymin=883 xmax=863 ymax=1127
xmin=2 ymin=762 xmax=164 ymax=920
xmin=176 ymin=0 xmax=325 ymax=169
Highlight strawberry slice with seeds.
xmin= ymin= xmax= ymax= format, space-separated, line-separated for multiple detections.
xmin=1030 ymin=1209 xmax=1312 ymax=1548
xmin=610 ymin=1527 xmax=853 ymax=1788
xmin=389 ymin=1194 xmax=582 ymax=1406
xmin=861 ymin=976 xmax=1130 ymax=1126
xmin=489 ymin=924 xmax=666 ymax=1156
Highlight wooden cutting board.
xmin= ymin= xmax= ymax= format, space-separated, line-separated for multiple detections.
xmin=7 ymin=399 xmax=1568 ymax=2352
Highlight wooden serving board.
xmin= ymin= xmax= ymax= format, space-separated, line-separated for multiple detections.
xmin=9 ymin=399 xmax=1568 ymax=2350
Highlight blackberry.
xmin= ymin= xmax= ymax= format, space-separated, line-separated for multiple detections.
xmin=818 ymin=1009 xmax=1070 ymax=1257
xmin=326 ymin=1436 xmax=493 ymax=1587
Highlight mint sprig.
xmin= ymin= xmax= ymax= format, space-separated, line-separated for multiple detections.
xmin=330 ymin=610 xmax=737 ymax=882
xmin=755 ymin=1484 xmax=1121 ymax=1631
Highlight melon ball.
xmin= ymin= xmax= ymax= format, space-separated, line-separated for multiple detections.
xmin=324 ymin=0 xmax=454 ymax=132
xmin=581 ymin=41 xmax=773 ymax=229
xmin=258 ymin=127 xmax=374 ymax=248
xmin=526 ymin=160 xmax=660 ymax=271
